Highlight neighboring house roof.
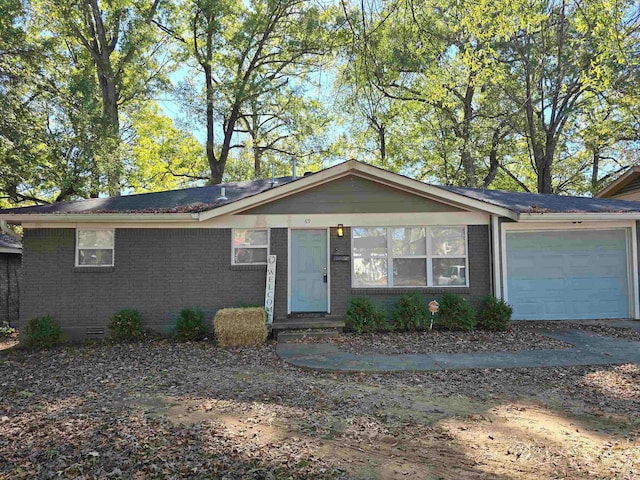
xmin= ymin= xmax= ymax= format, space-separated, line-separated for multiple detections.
xmin=596 ymin=166 xmax=640 ymax=199
xmin=0 ymin=233 xmax=21 ymax=254
xmin=442 ymin=186 xmax=640 ymax=214
xmin=2 ymin=160 xmax=640 ymax=223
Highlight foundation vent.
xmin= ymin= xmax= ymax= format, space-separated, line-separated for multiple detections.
xmin=86 ymin=327 xmax=105 ymax=337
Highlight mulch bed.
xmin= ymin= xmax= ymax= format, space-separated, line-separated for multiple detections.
xmin=287 ymin=320 xmax=640 ymax=355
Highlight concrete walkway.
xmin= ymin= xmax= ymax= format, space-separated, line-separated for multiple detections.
xmin=276 ymin=327 xmax=640 ymax=372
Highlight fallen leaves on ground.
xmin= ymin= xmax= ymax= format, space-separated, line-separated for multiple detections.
xmin=1 ymin=321 xmax=639 ymax=479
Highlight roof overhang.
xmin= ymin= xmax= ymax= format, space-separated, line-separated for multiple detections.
xmin=596 ymin=166 xmax=640 ymax=198
xmin=0 ymin=246 xmax=21 ymax=254
xmin=0 ymin=212 xmax=198 ymax=224
xmin=518 ymin=212 xmax=640 ymax=222
xmin=196 ymin=160 xmax=519 ymax=221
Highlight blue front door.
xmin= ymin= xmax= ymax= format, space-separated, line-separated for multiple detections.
xmin=291 ymin=229 xmax=328 ymax=312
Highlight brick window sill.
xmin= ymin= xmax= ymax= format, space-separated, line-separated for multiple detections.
xmin=71 ymin=266 xmax=115 ymax=273
xmin=351 ymin=287 xmax=471 ymax=295
xmin=229 ymin=264 xmax=267 ymax=271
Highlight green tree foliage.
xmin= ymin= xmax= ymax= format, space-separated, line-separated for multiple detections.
xmin=37 ymin=0 xmax=172 ymax=195
xmin=125 ymin=103 xmax=208 ymax=191
xmin=168 ymin=0 xmax=340 ymax=183
xmin=1 ymin=0 xmax=639 ymax=205
xmin=340 ymin=0 xmax=640 ymax=193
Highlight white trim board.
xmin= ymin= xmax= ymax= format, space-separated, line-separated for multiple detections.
xmin=491 ymin=215 xmax=502 ymax=299
xmin=22 ymin=211 xmax=491 ymax=230
xmin=518 ymin=213 xmax=640 ymax=222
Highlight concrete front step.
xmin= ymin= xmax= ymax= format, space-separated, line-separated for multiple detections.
xmin=276 ymin=330 xmax=342 ymax=343
xmin=271 ymin=319 xmax=346 ymax=331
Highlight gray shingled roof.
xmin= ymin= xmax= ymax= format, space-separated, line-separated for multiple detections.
xmin=0 ymin=233 xmax=21 ymax=250
xmin=3 ymin=164 xmax=640 ymax=217
xmin=441 ymin=186 xmax=640 ymax=213
xmin=1 ymin=176 xmax=297 ymax=215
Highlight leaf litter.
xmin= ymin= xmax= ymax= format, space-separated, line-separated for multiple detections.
xmin=0 ymin=321 xmax=639 ymax=479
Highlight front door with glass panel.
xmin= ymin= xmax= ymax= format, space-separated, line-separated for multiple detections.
xmin=290 ymin=229 xmax=328 ymax=312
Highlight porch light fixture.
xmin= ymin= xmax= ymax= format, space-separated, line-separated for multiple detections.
xmin=337 ymin=224 xmax=344 ymax=237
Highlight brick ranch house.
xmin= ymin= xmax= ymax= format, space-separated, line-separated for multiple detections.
xmin=1 ymin=160 xmax=640 ymax=341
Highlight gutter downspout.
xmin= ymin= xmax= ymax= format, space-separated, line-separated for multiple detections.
xmin=0 ymin=220 xmax=21 ymax=241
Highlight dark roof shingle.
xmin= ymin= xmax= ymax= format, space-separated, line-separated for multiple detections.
xmin=1 ymin=177 xmax=297 ymax=215
xmin=440 ymin=186 xmax=640 ymax=214
xmin=3 ymin=161 xmax=640 ymax=217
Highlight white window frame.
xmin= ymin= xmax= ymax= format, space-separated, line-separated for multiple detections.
xmin=75 ymin=229 xmax=115 ymax=267
xmin=351 ymin=226 xmax=469 ymax=288
xmin=231 ymin=228 xmax=270 ymax=265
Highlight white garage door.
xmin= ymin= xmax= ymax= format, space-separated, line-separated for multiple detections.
xmin=505 ymin=229 xmax=630 ymax=320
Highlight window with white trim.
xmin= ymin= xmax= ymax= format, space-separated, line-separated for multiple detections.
xmin=76 ymin=229 xmax=115 ymax=267
xmin=352 ymin=226 xmax=468 ymax=287
xmin=232 ymin=229 xmax=269 ymax=265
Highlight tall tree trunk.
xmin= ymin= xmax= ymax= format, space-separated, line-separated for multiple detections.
xmin=378 ymin=123 xmax=386 ymax=168
xmin=460 ymin=82 xmax=476 ymax=187
xmin=254 ymin=147 xmax=263 ymax=178
xmin=204 ymin=66 xmax=218 ymax=183
xmin=482 ymin=126 xmax=503 ymax=188
xmin=590 ymin=147 xmax=600 ymax=192
xmin=96 ymin=60 xmax=121 ymax=196
xmin=211 ymin=101 xmax=242 ymax=184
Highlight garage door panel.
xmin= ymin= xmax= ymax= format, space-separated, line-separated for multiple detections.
xmin=506 ymin=230 xmax=630 ymax=321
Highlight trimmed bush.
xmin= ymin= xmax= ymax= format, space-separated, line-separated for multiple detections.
xmin=390 ymin=292 xmax=430 ymax=332
xmin=346 ymin=296 xmax=387 ymax=334
xmin=477 ymin=295 xmax=513 ymax=331
xmin=22 ymin=315 xmax=63 ymax=349
xmin=214 ymin=307 xmax=268 ymax=347
xmin=436 ymin=292 xmax=476 ymax=331
xmin=109 ymin=309 xmax=144 ymax=341
xmin=174 ymin=308 xmax=208 ymax=341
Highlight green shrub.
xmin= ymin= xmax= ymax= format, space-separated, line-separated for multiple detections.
xmin=389 ymin=293 xmax=430 ymax=332
xmin=477 ymin=295 xmax=513 ymax=331
xmin=0 ymin=321 xmax=16 ymax=338
xmin=436 ymin=292 xmax=476 ymax=331
xmin=175 ymin=308 xmax=207 ymax=341
xmin=22 ymin=315 xmax=63 ymax=349
xmin=346 ymin=296 xmax=387 ymax=334
xmin=109 ymin=309 xmax=144 ymax=342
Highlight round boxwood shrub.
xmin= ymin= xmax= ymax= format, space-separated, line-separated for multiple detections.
xmin=109 ymin=309 xmax=144 ymax=342
xmin=22 ymin=315 xmax=63 ymax=349
xmin=346 ymin=296 xmax=387 ymax=334
xmin=174 ymin=308 xmax=207 ymax=341
xmin=436 ymin=292 xmax=476 ymax=331
xmin=477 ymin=295 xmax=513 ymax=331
xmin=390 ymin=292 xmax=430 ymax=332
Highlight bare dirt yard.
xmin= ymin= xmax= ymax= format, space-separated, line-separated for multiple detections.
xmin=1 ymin=322 xmax=639 ymax=479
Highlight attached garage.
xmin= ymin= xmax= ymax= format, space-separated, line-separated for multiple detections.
xmin=504 ymin=228 xmax=633 ymax=320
